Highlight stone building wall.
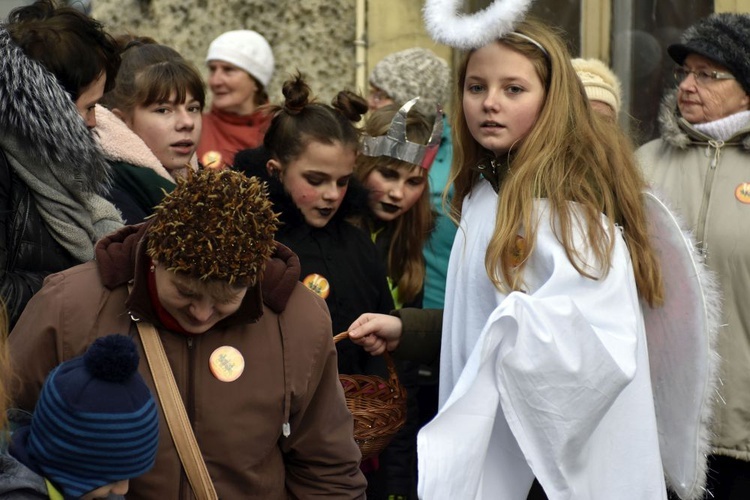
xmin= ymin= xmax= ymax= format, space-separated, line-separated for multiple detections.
xmin=92 ymin=0 xmax=359 ymax=103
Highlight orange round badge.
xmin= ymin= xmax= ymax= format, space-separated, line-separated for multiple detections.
xmin=509 ymin=235 xmax=527 ymax=267
xmin=303 ymin=273 xmax=330 ymax=299
xmin=202 ymin=151 xmax=223 ymax=170
xmin=736 ymin=183 xmax=750 ymax=204
xmin=209 ymin=346 xmax=245 ymax=382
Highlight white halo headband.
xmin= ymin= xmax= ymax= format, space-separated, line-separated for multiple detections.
xmin=507 ymin=32 xmax=549 ymax=58
xmin=423 ymin=0 xmax=536 ymax=50
xmin=361 ymin=97 xmax=443 ymax=171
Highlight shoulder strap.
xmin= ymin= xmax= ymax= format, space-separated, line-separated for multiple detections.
xmin=134 ymin=320 xmax=219 ymax=500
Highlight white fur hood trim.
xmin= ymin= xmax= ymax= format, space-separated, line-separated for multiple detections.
xmin=94 ymin=105 xmax=174 ymax=182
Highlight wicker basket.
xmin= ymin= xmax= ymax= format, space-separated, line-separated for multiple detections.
xmin=333 ymin=332 xmax=407 ymax=460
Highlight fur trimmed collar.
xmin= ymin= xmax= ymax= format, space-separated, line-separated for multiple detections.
xmin=95 ymin=105 xmax=199 ymax=178
xmin=0 ymin=28 xmax=111 ymax=194
xmin=657 ymin=89 xmax=750 ymax=151
xmin=95 ymin=105 xmax=174 ymax=181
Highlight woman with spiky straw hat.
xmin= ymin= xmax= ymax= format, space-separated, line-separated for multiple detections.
xmin=8 ymin=168 xmax=367 ymax=498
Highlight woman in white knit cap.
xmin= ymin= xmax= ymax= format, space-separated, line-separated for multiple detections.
xmin=197 ymin=29 xmax=275 ymax=170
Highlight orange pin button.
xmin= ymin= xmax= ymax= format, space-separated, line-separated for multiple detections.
xmin=736 ymin=183 xmax=750 ymax=204
xmin=209 ymin=345 xmax=245 ymax=382
xmin=202 ymin=151 xmax=223 ymax=170
xmin=303 ymin=273 xmax=330 ymax=299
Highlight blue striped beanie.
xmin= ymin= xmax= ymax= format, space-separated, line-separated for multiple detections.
xmin=27 ymin=335 xmax=159 ymax=499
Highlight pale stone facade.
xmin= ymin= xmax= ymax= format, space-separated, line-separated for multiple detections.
xmin=92 ymin=0 xmax=360 ymax=102
xmin=89 ymin=0 xmax=454 ymax=105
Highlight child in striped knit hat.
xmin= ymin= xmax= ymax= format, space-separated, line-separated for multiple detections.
xmin=1 ymin=335 xmax=159 ymax=499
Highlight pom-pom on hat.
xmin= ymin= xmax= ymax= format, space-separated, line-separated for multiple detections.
xmin=206 ymin=29 xmax=274 ymax=87
xmin=146 ymin=169 xmax=279 ymax=286
xmin=27 ymin=335 xmax=159 ymax=499
xmin=572 ymin=57 xmax=622 ymax=115
xmin=668 ymin=13 xmax=750 ymax=95
xmin=369 ymin=48 xmax=450 ymax=111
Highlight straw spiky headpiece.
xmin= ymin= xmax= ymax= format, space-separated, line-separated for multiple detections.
xmin=146 ymin=169 xmax=279 ymax=285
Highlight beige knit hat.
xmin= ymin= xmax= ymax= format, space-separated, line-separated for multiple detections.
xmin=571 ymin=58 xmax=622 ymax=116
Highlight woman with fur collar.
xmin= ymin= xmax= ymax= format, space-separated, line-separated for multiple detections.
xmin=0 ymin=0 xmax=123 ymax=327
xmin=98 ymin=38 xmax=204 ymax=225
xmin=637 ymin=13 xmax=750 ymax=498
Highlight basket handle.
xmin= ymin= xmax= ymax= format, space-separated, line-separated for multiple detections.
xmin=333 ymin=332 xmax=400 ymax=387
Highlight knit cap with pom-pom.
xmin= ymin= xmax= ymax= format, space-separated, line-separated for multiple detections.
xmin=25 ymin=334 xmax=159 ymax=499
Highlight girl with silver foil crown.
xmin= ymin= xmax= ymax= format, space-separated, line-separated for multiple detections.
xmin=8 ymin=169 xmax=367 ymax=498
xmin=350 ymin=11 xmax=720 ymax=499
xmin=355 ymin=99 xmax=440 ymax=499
xmin=357 ymin=99 xmax=440 ymax=309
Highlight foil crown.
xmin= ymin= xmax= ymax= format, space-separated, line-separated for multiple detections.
xmin=361 ymin=97 xmax=443 ymax=170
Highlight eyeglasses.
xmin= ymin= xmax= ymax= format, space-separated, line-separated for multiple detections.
xmin=674 ymin=67 xmax=735 ymax=85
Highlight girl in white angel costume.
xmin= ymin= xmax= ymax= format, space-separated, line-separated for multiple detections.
xmin=349 ymin=3 xmax=719 ymax=499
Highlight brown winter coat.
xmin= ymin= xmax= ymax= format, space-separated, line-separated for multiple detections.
xmin=8 ymin=223 xmax=367 ymax=499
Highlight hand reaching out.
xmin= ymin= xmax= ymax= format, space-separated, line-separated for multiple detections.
xmin=347 ymin=313 xmax=403 ymax=356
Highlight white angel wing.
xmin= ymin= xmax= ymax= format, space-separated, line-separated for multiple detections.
xmin=641 ymin=190 xmax=721 ymax=500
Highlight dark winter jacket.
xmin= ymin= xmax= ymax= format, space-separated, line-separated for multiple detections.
xmin=107 ymin=161 xmax=175 ymax=225
xmin=0 ymin=28 xmax=118 ymax=327
xmin=392 ymin=308 xmax=443 ymax=364
xmin=0 ymin=152 xmax=80 ymax=327
xmin=236 ymin=148 xmax=394 ymax=375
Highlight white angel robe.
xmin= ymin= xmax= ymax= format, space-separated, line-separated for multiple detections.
xmin=417 ymin=180 xmax=667 ymax=499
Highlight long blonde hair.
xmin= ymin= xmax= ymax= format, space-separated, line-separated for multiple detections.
xmin=449 ymin=18 xmax=663 ymax=306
